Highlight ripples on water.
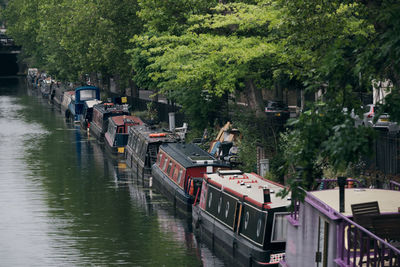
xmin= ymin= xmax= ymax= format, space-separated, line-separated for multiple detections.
xmin=0 ymin=79 xmax=224 ymax=267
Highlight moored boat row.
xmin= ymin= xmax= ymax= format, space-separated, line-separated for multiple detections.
xmin=26 ymin=76 xmax=291 ymax=266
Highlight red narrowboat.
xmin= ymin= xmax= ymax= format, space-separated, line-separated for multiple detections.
xmin=151 ymin=143 xmax=230 ymax=212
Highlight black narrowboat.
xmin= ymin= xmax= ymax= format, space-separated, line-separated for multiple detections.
xmin=104 ymin=115 xmax=144 ymax=155
xmin=125 ymin=125 xmax=180 ymax=179
xmin=79 ymin=99 xmax=102 ymax=130
xmin=192 ymin=170 xmax=291 ymax=267
xmin=89 ymin=103 xmax=130 ymax=140
xmin=151 ymin=143 xmax=230 ymax=212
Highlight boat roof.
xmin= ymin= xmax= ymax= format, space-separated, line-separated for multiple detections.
xmin=159 ymin=143 xmax=228 ymax=169
xmin=205 ymin=170 xmax=291 ymax=209
xmin=75 ymin=85 xmax=99 ymax=91
xmin=129 ymin=125 xmax=180 ymax=143
xmin=93 ymin=103 xmax=129 ymax=114
xmin=84 ymin=99 xmax=102 ymax=108
xmin=309 ymin=188 xmax=400 ymax=216
xmin=110 ymin=115 xmax=143 ymax=126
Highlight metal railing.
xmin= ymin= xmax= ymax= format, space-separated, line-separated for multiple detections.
xmin=336 ymin=214 xmax=400 ymax=267
xmin=316 ymin=178 xmax=363 ymax=190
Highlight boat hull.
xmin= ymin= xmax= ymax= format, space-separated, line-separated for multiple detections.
xmin=192 ymin=205 xmax=281 ymax=267
xmin=151 ymin=164 xmax=193 ymax=213
xmin=89 ymin=122 xmax=105 ymax=141
xmin=125 ymin=147 xmax=148 ymax=180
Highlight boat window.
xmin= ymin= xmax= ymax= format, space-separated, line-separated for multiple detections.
xmin=208 ymin=192 xmax=213 ymax=208
xmin=79 ymin=90 xmax=97 ymax=101
xmin=158 ymin=153 xmax=163 ymax=166
xmin=256 ymin=219 xmax=262 ymax=238
xmin=225 ymin=201 xmax=230 ymax=218
xmin=177 ymin=169 xmax=183 ymax=184
xmin=173 ymin=167 xmax=179 ymax=181
xmin=271 ymin=212 xmax=289 ymax=243
xmin=244 ymin=211 xmax=250 ymax=230
xmin=132 ymin=135 xmax=138 ymax=150
xmin=162 ymin=157 xmax=168 ymax=171
xmin=117 ymin=127 xmax=124 ymax=133
xmin=171 ymin=165 xmax=176 ymax=178
xmin=139 ymin=142 xmax=147 ymax=159
xmin=166 ymin=161 xmax=172 ymax=174
xmin=218 ymin=197 xmax=222 ymax=214
xmin=136 ymin=139 xmax=143 ymax=154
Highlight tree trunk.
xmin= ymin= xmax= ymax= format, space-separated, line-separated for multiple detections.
xmin=245 ymin=79 xmax=266 ymax=118
xmin=129 ymin=79 xmax=139 ymax=98
xmin=89 ymin=72 xmax=98 ymax=87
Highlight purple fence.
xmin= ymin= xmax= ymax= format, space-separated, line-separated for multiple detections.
xmin=335 ymin=214 xmax=400 ymax=267
xmin=316 ymin=178 xmax=363 ymax=190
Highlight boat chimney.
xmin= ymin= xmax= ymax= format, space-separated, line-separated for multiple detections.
xmin=169 ymin=112 xmax=175 ymax=131
xmin=338 ymin=176 xmax=346 ymax=213
xmin=263 ymin=187 xmax=271 ymax=203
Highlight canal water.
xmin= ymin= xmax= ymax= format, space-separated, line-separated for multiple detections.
xmin=0 ymin=78 xmax=223 ymax=266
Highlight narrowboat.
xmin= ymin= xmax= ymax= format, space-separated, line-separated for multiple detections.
xmin=125 ymin=125 xmax=180 ymax=179
xmin=282 ymin=178 xmax=400 ymax=267
xmin=65 ymin=85 xmax=100 ymax=122
xmin=61 ymin=90 xmax=75 ymax=116
xmin=89 ymin=103 xmax=130 ymax=140
xmin=79 ymin=99 xmax=102 ymax=130
xmin=192 ymin=170 xmax=290 ymax=267
xmin=151 ymin=143 xmax=230 ymax=212
xmin=104 ymin=115 xmax=144 ymax=155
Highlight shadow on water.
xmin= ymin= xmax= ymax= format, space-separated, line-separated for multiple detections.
xmin=0 ymin=80 xmax=225 ymax=266
xmin=0 ymin=76 xmax=25 ymax=95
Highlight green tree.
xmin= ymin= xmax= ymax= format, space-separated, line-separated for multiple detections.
xmin=275 ymin=0 xmax=400 ymax=196
xmin=3 ymin=0 xmax=142 ymax=87
xmin=130 ymin=2 xmax=287 ymax=127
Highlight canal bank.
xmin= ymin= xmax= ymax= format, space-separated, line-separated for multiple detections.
xmin=0 ymin=77 xmax=223 ymax=266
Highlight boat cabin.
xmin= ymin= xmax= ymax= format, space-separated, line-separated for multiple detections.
xmin=193 ymin=170 xmax=290 ymax=266
xmin=151 ymin=143 xmax=231 ymax=212
xmin=66 ymin=85 xmax=100 ymax=121
xmin=282 ymin=179 xmax=400 ymax=267
xmin=89 ymin=103 xmax=130 ymax=140
xmin=79 ymin=99 xmax=102 ymax=130
xmin=125 ymin=125 xmax=180 ymax=178
xmin=104 ymin=115 xmax=144 ymax=155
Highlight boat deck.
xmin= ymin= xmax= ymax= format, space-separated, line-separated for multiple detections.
xmin=205 ymin=170 xmax=291 ymax=208
xmin=110 ymin=115 xmax=143 ymax=126
xmin=310 ymin=188 xmax=400 ymax=216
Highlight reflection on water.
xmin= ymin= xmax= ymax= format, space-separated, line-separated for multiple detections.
xmin=0 ymin=78 xmax=224 ymax=266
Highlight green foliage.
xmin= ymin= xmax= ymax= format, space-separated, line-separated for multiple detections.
xmin=137 ymin=0 xmax=215 ymax=35
xmin=3 ymin=0 xmax=142 ymax=83
xmin=279 ymin=102 xmax=374 ymax=194
xmin=129 ymin=1 xmax=287 ymax=126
